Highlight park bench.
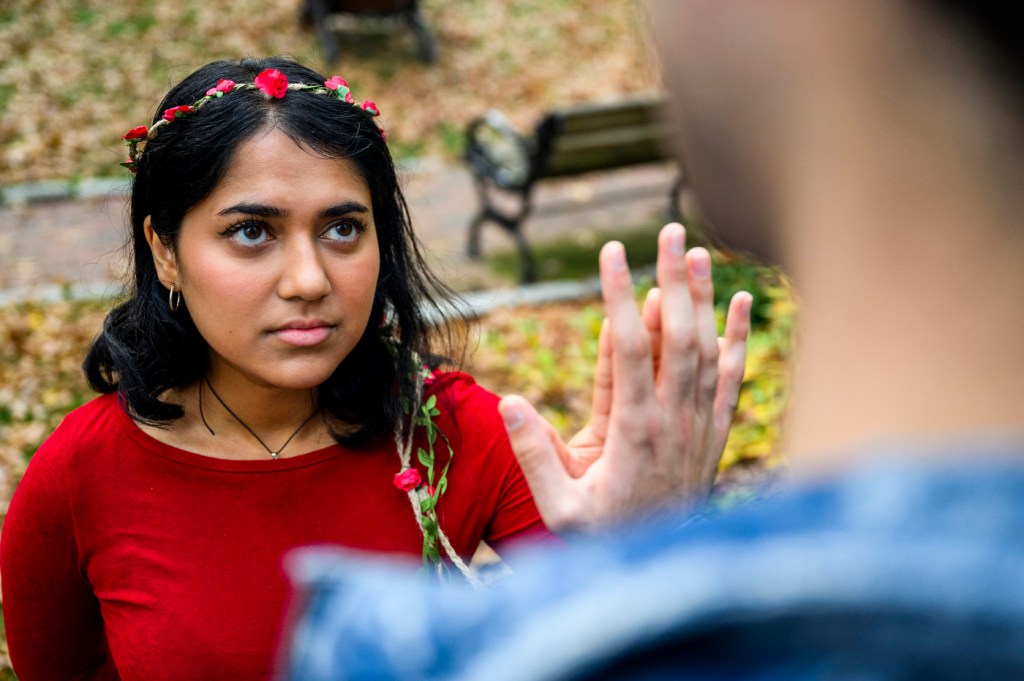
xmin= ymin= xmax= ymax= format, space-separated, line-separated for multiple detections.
xmin=300 ymin=0 xmax=437 ymax=64
xmin=463 ymin=97 xmax=682 ymax=282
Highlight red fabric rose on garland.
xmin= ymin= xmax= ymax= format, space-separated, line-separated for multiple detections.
xmin=255 ymin=69 xmax=289 ymax=99
xmin=122 ymin=126 xmax=148 ymax=141
xmin=324 ymin=76 xmax=348 ymax=90
xmin=324 ymin=75 xmax=354 ymax=103
xmin=393 ymin=468 xmax=423 ymax=492
xmin=162 ymin=105 xmax=193 ymax=123
xmin=206 ymin=79 xmax=236 ymax=97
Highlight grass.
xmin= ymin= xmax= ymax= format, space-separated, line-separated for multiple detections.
xmin=487 ymin=220 xmax=663 ymax=281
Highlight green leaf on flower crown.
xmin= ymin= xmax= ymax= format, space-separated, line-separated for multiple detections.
xmin=425 ymin=394 xmax=437 ymax=411
xmin=417 ymin=446 xmax=433 ymax=467
xmin=420 ymin=496 xmax=436 ymax=513
xmin=427 ymin=426 xmax=437 ymax=445
xmin=436 ymin=476 xmax=448 ymax=497
xmin=429 ymin=408 xmax=440 ymax=417
xmin=423 ymin=540 xmax=441 ymax=562
xmin=422 ymin=516 xmax=438 ymax=535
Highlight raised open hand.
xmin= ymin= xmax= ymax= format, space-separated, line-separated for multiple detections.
xmin=499 ymin=223 xmax=752 ymax=531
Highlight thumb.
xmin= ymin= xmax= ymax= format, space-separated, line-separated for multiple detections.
xmin=499 ymin=395 xmax=574 ymax=526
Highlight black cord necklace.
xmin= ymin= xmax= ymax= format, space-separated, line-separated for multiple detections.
xmin=199 ymin=376 xmax=318 ymax=459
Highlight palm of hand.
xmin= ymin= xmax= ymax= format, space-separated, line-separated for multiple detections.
xmin=500 ymin=224 xmax=751 ymax=532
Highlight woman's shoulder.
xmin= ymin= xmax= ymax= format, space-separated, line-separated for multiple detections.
xmin=54 ymin=391 xmax=125 ymax=434
xmin=421 ymin=370 xmax=509 ymax=455
xmin=34 ymin=392 xmax=126 ymax=461
xmin=425 ymin=370 xmax=493 ymax=402
xmin=8 ymin=393 xmax=122 ymax=518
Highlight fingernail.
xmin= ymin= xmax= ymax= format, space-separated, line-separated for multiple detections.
xmin=670 ymin=229 xmax=685 ymax=256
xmin=739 ymin=291 xmax=753 ymax=314
xmin=502 ymin=406 xmax=525 ymax=432
xmin=691 ymin=251 xmax=710 ymax=277
xmin=608 ymin=243 xmax=627 ymax=272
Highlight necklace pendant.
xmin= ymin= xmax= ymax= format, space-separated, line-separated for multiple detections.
xmin=271 ymin=452 xmax=280 ymax=459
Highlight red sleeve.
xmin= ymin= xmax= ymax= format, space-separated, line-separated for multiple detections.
xmin=485 ymin=450 xmax=556 ymax=554
xmin=1 ymin=429 xmax=119 ymax=680
xmin=427 ymin=372 xmax=554 ymax=555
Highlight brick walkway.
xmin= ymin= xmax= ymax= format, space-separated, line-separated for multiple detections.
xmin=0 ymin=160 xmax=677 ymax=298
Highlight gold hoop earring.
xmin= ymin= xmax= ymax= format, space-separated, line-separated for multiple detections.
xmin=169 ymin=284 xmax=182 ymax=312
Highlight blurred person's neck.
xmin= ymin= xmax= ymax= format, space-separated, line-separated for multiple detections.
xmin=711 ymin=0 xmax=1024 ymax=477
xmin=779 ymin=71 xmax=1024 ymax=477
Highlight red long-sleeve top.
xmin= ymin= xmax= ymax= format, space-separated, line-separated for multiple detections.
xmin=1 ymin=372 xmax=547 ymax=680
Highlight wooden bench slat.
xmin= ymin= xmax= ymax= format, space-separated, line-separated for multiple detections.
xmin=543 ymin=99 xmax=665 ymax=135
xmin=543 ymin=125 xmax=672 ymax=176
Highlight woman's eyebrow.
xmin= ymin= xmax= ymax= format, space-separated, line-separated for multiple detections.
xmin=215 ymin=201 xmax=369 ymax=218
xmin=217 ymin=202 xmax=285 ymax=218
xmin=320 ymin=201 xmax=369 ymax=218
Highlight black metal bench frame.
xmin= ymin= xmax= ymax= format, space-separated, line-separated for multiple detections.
xmin=301 ymin=0 xmax=437 ymax=64
xmin=464 ymin=97 xmax=682 ymax=282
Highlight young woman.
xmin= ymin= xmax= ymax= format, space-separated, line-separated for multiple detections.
xmin=4 ymin=58 xmax=548 ymax=679
xmin=0 ymin=57 xmax=548 ymax=679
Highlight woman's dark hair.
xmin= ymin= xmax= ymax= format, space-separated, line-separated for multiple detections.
xmin=84 ymin=56 xmax=458 ymax=447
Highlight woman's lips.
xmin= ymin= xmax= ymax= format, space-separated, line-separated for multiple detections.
xmin=271 ymin=325 xmax=333 ymax=347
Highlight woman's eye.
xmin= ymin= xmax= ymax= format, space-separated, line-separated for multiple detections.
xmin=228 ymin=223 xmax=270 ymax=246
xmin=324 ymin=221 xmax=361 ymax=243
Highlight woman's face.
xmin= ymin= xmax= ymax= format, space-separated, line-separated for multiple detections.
xmin=146 ymin=127 xmax=381 ymax=392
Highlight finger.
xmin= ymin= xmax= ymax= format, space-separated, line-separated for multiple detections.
xmin=685 ymin=247 xmax=721 ymax=415
xmin=642 ymin=287 xmax=662 ymax=381
xmin=654 ymin=223 xmax=699 ymax=412
xmin=587 ymin=318 xmax=612 ymax=437
xmin=599 ymin=241 xmax=656 ymax=417
xmin=710 ymin=292 xmax=752 ymax=472
xmin=499 ymin=395 xmax=577 ymax=528
xmin=564 ymin=425 xmax=605 ymax=479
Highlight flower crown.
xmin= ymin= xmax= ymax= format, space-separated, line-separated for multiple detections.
xmin=120 ymin=68 xmax=385 ymax=173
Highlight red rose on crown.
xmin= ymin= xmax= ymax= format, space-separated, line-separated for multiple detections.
xmin=360 ymin=100 xmax=380 ymax=117
xmin=393 ymin=468 xmax=423 ymax=492
xmin=324 ymin=76 xmax=348 ymax=90
xmin=255 ymin=69 xmax=289 ymax=99
xmin=324 ymin=76 xmax=354 ymax=102
xmin=122 ymin=126 xmax=148 ymax=141
xmin=206 ymin=79 xmax=236 ymax=97
xmin=162 ymin=105 xmax=193 ymax=122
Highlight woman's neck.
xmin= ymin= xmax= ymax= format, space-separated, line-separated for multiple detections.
xmin=196 ymin=371 xmax=325 ymax=459
xmin=201 ymin=369 xmax=319 ymax=434
xmin=137 ymin=373 xmax=332 ymax=460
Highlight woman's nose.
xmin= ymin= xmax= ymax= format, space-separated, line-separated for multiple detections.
xmin=276 ymin=238 xmax=331 ymax=301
